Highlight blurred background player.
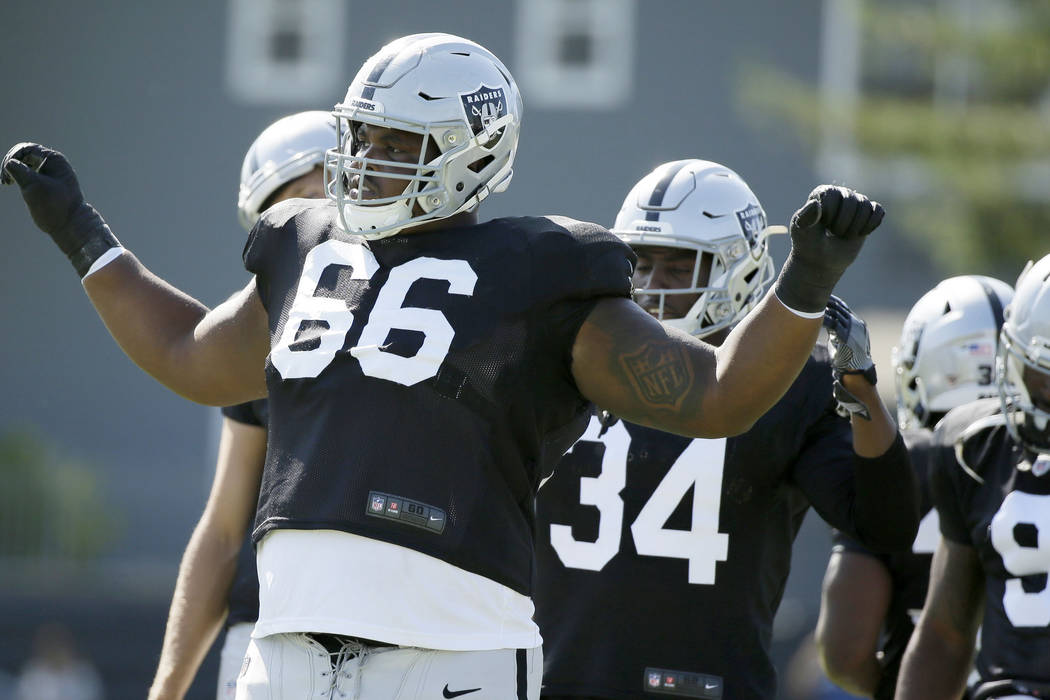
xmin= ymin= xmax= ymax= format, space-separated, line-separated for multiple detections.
xmin=147 ymin=110 xmax=334 ymax=700
xmin=815 ymin=275 xmax=1013 ymax=699
xmin=533 ymin=159 xmax=917 ymax=700
xmin=15 ymin=622 xmax=103 ymax=700
xmin=897 ymin=254 xmax=1050 ymax=700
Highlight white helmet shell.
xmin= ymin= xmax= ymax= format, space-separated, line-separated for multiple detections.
xmin=237 ymin=110 xmax=337 ymax=231
xmin=997 ymin=255 xmax=1050 ymax=451
xmin=326 ymin=33 xmax=523 ymax=240
xmin=611 ymin=159 xmax=779 ymax=338
xmin=892 ymin=275 xmax=1013 ymax=429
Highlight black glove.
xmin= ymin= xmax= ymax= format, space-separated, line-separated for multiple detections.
xmin=2 ymin=142 xmax=120 ymax=278
xmin=774 ymin=185 xmax=884 ymax=315
xmin=823 ymin=295 xmax=877 ymax=420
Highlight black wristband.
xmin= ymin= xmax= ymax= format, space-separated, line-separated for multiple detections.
xmin=58 ymin=202 xmax=121 ymax=278
xmin=773 ymin=252 xmax=837 ymax=315
xmin=68 ymin=226 xmax=121 ymax=278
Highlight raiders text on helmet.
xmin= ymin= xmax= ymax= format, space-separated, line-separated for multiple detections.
xmin=893 ymin=275 xmax=1014 ymax=429
xmin=997 ymin=255 xmax=1050 ymax=452
xmin=325 ymin=33 xmax=523 ymax=240
xmin=611 ymin=159 xmax=780 ymax=338
xmin=238 ymin=111 xmax=337 ymax=231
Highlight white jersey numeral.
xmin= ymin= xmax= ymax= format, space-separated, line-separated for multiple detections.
xmin=631 ymin=438 xmax=728 ymax=584
xmin=989 ymin=491 xmax=1050 ymax=627
xmin=549 ymin=416 xmax=730 ymax=584
xmin=548 ymin=418 xmax=629 ymax=571
xmin=270 ymin=241 xmax=476 ymax=385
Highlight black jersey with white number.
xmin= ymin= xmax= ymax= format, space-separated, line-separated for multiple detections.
xmin=243 ymin=201 xmax=634 ymax=596
xmin=931 ymin=399 xmax=1050 ymax=684
xmin=830 ymin=427 xmax=937 ymax=700
xmin=535 ymin=347 xmax=867 ymax=700
xmin=219 ymin=399 xmax=268 ymax=627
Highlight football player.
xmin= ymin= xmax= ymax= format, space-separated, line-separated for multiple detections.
xmin=3 ymin=34 xmax=885 ymax=700
xmin=815 ymin=275 xmax=1013 ymax=700
xmin=147 ymin=111 xmax=334 ymax=700
xmin=897 ymin=255 xmax=1050 ymax=700
xmin=534 ymin=159 xmax=917 ymax=700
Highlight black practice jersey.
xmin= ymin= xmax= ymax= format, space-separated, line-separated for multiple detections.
xmin=830 ymin=428 xmax=937 ymax=700
xmin=535 ymin=348 xmax=878 ymax=700
xmin=243 ymin=201 xmax=634 ymax=596
xmin=219 ymin=399 xmax=268 ymax=627
xmin=931 ymin=399 xmax=1050 ymax=684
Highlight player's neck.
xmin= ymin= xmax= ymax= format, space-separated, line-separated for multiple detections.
xmin=410 ymin=210 xmax=479 ymax=234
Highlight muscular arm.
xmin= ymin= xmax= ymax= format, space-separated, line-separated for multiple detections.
xmin=82 ymin=253 xmax=269 ymax=405
xmin=896 ymin=537 xmax=983 ymax=700
xmin=148 ymin=417 xmax=266 ymax=700
xmin=815 ymin=549 xmax=892 ymax=698
xmin=572 ymin=293 xmax=821 ymax=438
xmin=842 ymin=374 xmax=898 ymax=457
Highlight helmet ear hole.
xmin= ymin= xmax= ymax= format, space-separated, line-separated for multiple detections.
xmin=468 ymin=155 xmax=495 ymax=173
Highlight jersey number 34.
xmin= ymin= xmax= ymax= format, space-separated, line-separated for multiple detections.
xmin=549 ymin=416 xmax=729 ymax=585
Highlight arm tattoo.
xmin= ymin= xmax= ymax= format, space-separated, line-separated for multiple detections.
xmin=618 ymin=341 xmax=695 ymax=412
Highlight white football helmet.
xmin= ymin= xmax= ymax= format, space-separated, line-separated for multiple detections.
xmin=997 ymin=255 xmax=1050 ymax=451
xmin=325 ymin=33 xmax=523 ymax=239
xmin=611 ymin=160 xmax=780 ymax=338
xmin=237 ymin=111 xmax=337 ymax=231
xmin=892 ymin=275 xmax=1014 ymax=429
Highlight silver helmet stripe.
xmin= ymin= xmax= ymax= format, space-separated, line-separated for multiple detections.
xmin=644 ymin=160 xmax=691 ymax=222
xmin=359 ymin=48 xmax=401 ymax=100
xmin=977 ymin=277 xmax=1006 ymax=332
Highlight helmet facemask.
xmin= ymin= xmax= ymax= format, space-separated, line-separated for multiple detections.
xmin=998 ymin=328 xmax=1050 ymax=452
xmin=631 ymin=234 xmax=774 ymax=339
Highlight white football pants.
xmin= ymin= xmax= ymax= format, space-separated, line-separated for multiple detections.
xmin=235 ymin=633 xmax=541 ymax=700
xmin=216 ymin=622 xmax=253 ymax=700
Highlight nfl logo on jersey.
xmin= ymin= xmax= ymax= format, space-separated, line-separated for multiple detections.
xmin=1033 ymin=454 xmax=1050 ymax=477
xmin=648 ymin=672 xmax=661 ymax=689
xmin=370 ymin=495 xmax=386 ymax=512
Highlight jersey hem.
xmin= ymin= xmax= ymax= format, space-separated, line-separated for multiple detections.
xmin=253 ymin=517 xmax=532 ymax=596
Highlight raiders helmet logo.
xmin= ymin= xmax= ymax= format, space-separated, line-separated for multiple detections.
xmin=735 ymin=203 xmax=767 ymax=248
xmin=459 ymin=84 xmax=507 ymax=136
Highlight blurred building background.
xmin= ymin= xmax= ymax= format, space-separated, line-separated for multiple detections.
xmin=0 ymin=0 xmax=1045 ymax=697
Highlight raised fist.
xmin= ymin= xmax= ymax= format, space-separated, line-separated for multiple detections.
xmin=3 ymin=142 xmax=117 ymax=277
xmin=775 ymin=185 xmax=884 ymax=315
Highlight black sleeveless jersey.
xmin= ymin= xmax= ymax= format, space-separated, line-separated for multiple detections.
xmin=931 ymin=399 xmax=1050 ymax=684
xmin=219 ymin=399 xmax=268 ymax=627
xmin=243 ymin=201 xmax=635 ymax=596
xmin=830 ymin=427 xmax=937 ymax=700
xmin=535 ymin=348 xmax=869 ymax=700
